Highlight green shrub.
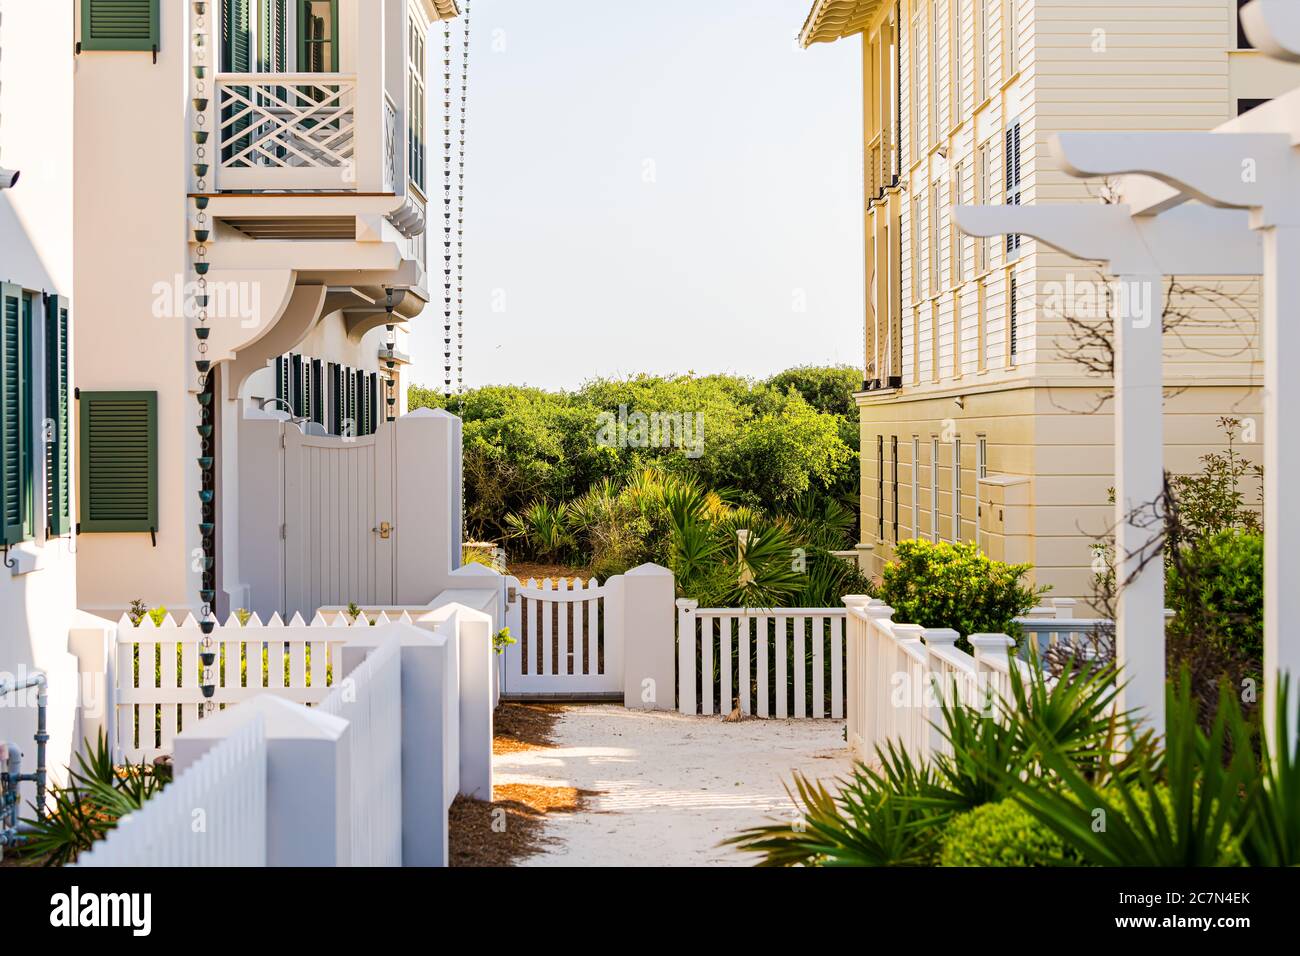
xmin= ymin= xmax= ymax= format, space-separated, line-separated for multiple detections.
xmin=1166 ymin=530 xmax=1262 ymax=665
xmin=941 ymin=799 xmax=1081 ymax=867
xmin=879 ymin=539 xmax=1046 ymax=647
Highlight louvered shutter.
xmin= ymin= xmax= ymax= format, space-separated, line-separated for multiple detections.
xmin=1005 ymin=123 xmax=1022 ymax=254
xmin=310 ymin=359 xmax=324 ymax=424
xmin=290 ymin=353 xmax=304 ymax=417
xmin=368 ymin=373 xmax=378 ymax=433
xmin=261 ymin=0 xmax=288 ymax=71
xmin=1 ymin=284 xmax=25 ymax=545
xmin=81 ymin=0 xmax=159 ymax=53
xmin=45 ymin=296 xmax=72 ymax=536
xmin=78 ymin=391 xmax=158 ymax=533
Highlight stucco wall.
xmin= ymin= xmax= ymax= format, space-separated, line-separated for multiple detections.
xmin=0 ymin=0 xmax=81 ymax=793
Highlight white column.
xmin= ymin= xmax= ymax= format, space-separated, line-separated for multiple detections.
xmin=1262 ymin=226 xmax=1300 ymax=747
xmin=1113 ymin=273 xmax=1166 ymax=736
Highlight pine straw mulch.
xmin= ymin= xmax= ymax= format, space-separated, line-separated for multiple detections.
xmin=449 ymin=703 xmax=601 ymax=867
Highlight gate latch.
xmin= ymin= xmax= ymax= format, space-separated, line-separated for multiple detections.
xmin=373 ymin=521 xmax=394 ymax=540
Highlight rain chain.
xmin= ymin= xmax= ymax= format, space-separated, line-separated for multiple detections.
xmin=190 ymin=1 xmax=218 ymax=708
xmin=455 ymin=2 xmax=470 ymax=413
xmin=442 ymin=19 xmax=454 ymax=403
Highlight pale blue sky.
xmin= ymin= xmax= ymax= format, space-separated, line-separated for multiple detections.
xmin=409 ymin=0 xmax=864 ymax=392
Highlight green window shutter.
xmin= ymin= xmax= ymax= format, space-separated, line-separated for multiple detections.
xmin=81 ymin=0 xmax=160 ymax=53
xmin=223 ymin=0 xmax=251 ymax=72
xmin=1 ymin=284 xmax=25 ymax=545
xmin=78 ymin=391 xmax=157 ymax=534
xmin=261 ymin=0 xmax=288 ymax=72
xmin=45 ymin=296 xmax=72 ymax=537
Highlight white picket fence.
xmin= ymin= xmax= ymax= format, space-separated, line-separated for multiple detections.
xmin=67 ymin=603 xmax=496 ymax=868
xmin=113 ymin=612 xmax=364 ymax=762
xmin=502 ymin=576 xmax=624 ymax=697
xmin=675 ymin=601 xmax=846 ymax=718
xmin=319 ymin=639 xmax=403 ymax=867
xmin=74 ymin=714 xmax=268 ymax=868
xmin=842 ymin=596 xmax=1024 ymax=764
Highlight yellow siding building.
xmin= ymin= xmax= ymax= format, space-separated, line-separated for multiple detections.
xmin=800 ymin=0 xmax=1296 ymax=606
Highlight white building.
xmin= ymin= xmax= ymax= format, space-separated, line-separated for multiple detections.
xmin=3 ymin=0 xmax=475 ymax=803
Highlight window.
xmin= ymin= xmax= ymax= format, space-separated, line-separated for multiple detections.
xmin=911 ymin=437 xmax=921 ymax=538
xmin=977 ymin=436 xmax=988 ymax=479
xmin=223 ymin=1 xmax=292 ymax=72
xmin=929 ymin=0 xmax=941 ymax=143
xmin=1005 ymin=121 xmax=1023 ymax=255
xmin=299 ymin=0 xmax=339 ymax=72
xmin=310 ymin=359 xmax=324 ymax=426
xmin=45 ymin=296 xmax=72 ymax=537
xmin=930 ymin=436 xmax=940 ymax=543
xmin=1008 ymin=269 xmax=1019 ymax=360
xmin=910 ymin=12 xmax=922 ymax=161
xmin=952 ymin=162 xmax=967 ymax=284
xmin=952 ymin=0 xmax=965 ymax=124
xmin=877 ymin=435 xmax=885 ymax=540
xmin=931 ymin=181 xmax=943 ymax=293
xmin=81 ymin=0 xmax=159 ymax=53
xmin=1238 ymin=0 xmax=1254 ymax=50
xmin=2 ymin=287 xmax=72 ymax=544
xmin=409 ymin=13 xmax=427 ymax=191
xmin=911 ymin=194 xmax=923 ymax=303
xmin=891 ymin=436 xmax=900 ymax=541
xmin=952 ymin=436 xmax=962 ymax=542
xmin=78 ymin=391 xmax=158 ymax=534
xmin=1004 ymin=0 xmax=1020 ymax=77
xmin=1 ymin=286 xmax=32 ymax=544
xmin=975 ymin=0 xmax=989 ymax=103
xmin=974 ymin=140 xmax=991 ymax=272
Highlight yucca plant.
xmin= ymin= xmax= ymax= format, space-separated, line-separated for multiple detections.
xmin=994 ymin=673 xmax=1252 ymax=866
xmin=19 ymin=731 xmax=168 ymax=867
xmin=503 ymin=500 xmax=575 ymax=562
xmin=726 ymin=743 xmax=949 ymax=866
xmin=1241 ymin=679 xmax=1300 ymax=865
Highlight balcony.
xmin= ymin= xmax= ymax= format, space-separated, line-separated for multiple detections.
xmin=215 ymin=74 xmax=360 ymax=192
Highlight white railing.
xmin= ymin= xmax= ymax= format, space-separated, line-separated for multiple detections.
xmin=842 ymin=597 xmax=1023 ymax=765
xmin=675 ymin=602 xmax=846 ymax=718
xmin=319 ymin=639 xmax=402 ymax=867
xmin=74 ymin=715 xmax=268 ymax=868
xmin=215 ymin=73 xmax=358 ymax=191
xmin=114 ymin=612 xmax=349 ymax=762
xmin=384 ymin=92 xmax=400 ymax=191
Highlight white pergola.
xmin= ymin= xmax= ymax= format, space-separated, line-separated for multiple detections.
xmin=954 ymin=0 xmax=1299 ymax=743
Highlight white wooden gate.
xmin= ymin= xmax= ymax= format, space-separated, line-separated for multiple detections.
xmin=283 ymin=427 xmax=396 ymax=618
xmin=501 ymin=576 xmax=623 ymax=698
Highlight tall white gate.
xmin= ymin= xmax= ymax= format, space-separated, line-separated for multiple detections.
xmin=502 ymin=576 xmax=623 ymax=698
xmin=283 ymin=427 xmax=396 ymax=617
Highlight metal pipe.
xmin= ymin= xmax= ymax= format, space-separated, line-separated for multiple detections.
xmin=0 ymin=671 xmax=49 ymax=858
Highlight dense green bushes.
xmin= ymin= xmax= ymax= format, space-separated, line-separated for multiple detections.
xmin=1166 ymin=530 xmax=1263 ymax=666
xmin=940 ymin=799 xmax=1079 ymax=867
xmin=409 ymin=367 xmax=861 ymax=544
xmin=878 ymin=540 xmax=1045 ymax=647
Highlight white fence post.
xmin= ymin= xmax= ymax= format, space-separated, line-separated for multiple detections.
xmin=174 ymin=695 xmax=352 ymax=867
xmin=676 ymin=598 xmax=699 ymax=714
xmin=921 ymin=628 xmax=961 ymax=756
xmin=841 ymin=596 xmax=872 ymax=752
xmin=622 ymin=564 xmax=677 ymax=710
xmin=67 ymin=613 xmax=118 ymax=759
xmin=440 ymin=605 xmax=493 ymax=800
xmin=338 ymin=620 xmax=457 ymax=866
xmin=970 ymin=632 xmax=1018 ymax=715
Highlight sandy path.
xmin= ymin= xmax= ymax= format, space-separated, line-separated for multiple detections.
xmin=494 ymin=705 xmax=853 ymax=867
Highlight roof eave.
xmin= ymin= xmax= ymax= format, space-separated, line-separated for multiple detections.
xmin=799 ymin=0 xmax=887 ymax=49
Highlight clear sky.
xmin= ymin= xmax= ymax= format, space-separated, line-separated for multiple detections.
xmin=408 ymin=0 xmax=864 ymax=392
